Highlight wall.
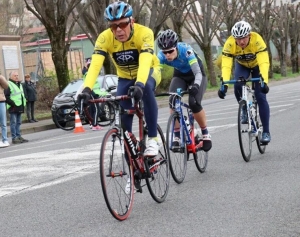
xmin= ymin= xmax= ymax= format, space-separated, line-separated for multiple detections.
xmin=0 ymin=35 xmax=24 ymax=81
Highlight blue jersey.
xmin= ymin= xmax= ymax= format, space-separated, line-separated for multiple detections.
xmin=157 ymin=42 xmax=201 ymax=73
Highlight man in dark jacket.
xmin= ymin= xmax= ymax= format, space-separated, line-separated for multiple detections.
xmin=4 ymin=71 xmax=29 ymax=144
xmin=22 ymin=74 xmax=38 ymax=123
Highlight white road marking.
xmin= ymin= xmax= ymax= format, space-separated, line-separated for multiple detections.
xmin=0 ymin=144 xmax=100 ymax=197
xmin=0 ymin=123 xmax=238 ymax=198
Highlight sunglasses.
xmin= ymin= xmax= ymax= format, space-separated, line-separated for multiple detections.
xmin=109 ymin=20 xmax=130 ymax=31
xmin=162 ymin=48 xmax=175 ymax=55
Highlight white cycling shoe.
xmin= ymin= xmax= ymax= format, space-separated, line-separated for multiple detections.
xmin=144 ymin=139 xmax=159 ymax=156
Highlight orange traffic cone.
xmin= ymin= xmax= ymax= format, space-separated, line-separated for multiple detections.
xmin=74 ymin=110 xmax=85 ymax=133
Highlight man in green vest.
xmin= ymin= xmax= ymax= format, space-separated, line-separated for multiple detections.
xmin=4 ymin=71 xmax=29 ymax=144
xmin=82 ymin=60 xmax=105 ymax=131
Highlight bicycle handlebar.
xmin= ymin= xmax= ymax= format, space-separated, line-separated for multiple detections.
xmin=220 ymin=77 xmax=264 ymax=91
xmin=155 ymin=90 xmax=189 ymax=97
xmin=88 ymin=95 xmax=130 ymax=103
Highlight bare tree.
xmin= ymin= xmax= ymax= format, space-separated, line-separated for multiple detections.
xmin=247 ymin=0 xmax=276 ymax=78
xmin=183 ymin=0 xmax=223 ymax=86
xmin=287 ymin=3 xmax=300 ymax=73
xmin=71 ymin=0 xmax=115 ymax=74
xmin=271 ymin=3 xmax=289 ymax=76
xmin=0 ymin=0 xmax=24 ymax=35
xmin=214 ymin=0 xmax=251 ymax=46
xmin=24 ymin=0 xmax=82 ymax=91
xmin=144 ymin=0 xmax=178 ymax=37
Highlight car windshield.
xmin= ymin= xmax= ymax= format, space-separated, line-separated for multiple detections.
xmin=62 ymin=80 xmax=83 ymax=93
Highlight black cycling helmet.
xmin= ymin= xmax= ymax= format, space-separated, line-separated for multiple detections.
xmin=104 ymin=1 xmax=133 ymax=21
xmin=157 ymin=29 xmax=178 ymax=50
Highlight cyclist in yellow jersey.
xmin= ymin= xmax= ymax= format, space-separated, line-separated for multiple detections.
xmin=218 ymin=21 xmax=271 ymax=144
xmin=78 ymin=1 xmax=161 ymax=155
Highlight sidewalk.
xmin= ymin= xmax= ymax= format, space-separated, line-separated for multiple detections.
xmin=4 ymin=76 xmax=300 ymax=136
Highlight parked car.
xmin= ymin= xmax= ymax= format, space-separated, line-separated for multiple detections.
xmin=51 ymin=74 xmax=118 ymax=127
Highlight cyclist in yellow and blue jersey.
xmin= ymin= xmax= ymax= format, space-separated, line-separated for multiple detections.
xmin=78 ymin=1 xmax=161 ymax=156
xmin=156 ymin=29 xmax=212 ymax=152
xmin=218 ymin=21 xmax=271 ymax=144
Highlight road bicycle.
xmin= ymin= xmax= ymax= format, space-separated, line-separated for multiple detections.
xmin=87 ymin=93 xmax=170 ymax=221
xmin=156 ymin=89 xmax=208 ymax=184
xmin=54 ymin=90 xmax=116 ymax=131
xmin=220 ymin=77 xmax=266 ymax=162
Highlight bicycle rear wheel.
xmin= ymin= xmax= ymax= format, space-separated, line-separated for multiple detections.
xmin=166 ymin=112 xmax=187 ymax=184
xmin=99 ymin=128 xmax=134 ymax=221
xmin=238 ymin=100 xmax=252 ymax=162
xmin=255 ymin=103 xmax=266 ymax=154
xmin=98 ymin=101 xmax=115 ymax=127
xmin=193 ymin=121 xmax=208 ymax=173
xmin=54 ymin=105 xmax=77 ymax=131
xmin=145 ymin=124 xmax=170 ymax=203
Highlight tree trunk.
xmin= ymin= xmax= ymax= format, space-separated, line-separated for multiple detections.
xmin=290 ymin=38 xmax=298 ymax=73
xmin=49 ymin=33 xmax=70 ymax=92
xmin=267 ymin=43 xmax=273 ymax=79
xmin=202 ymin=44 xmax=217 ymax=87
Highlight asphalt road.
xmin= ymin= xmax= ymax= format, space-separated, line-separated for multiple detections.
xmin=0 ymin=80 xmax=300 ymax=237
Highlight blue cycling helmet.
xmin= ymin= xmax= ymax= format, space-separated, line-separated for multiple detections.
xmin=104 ymin=1 xmax=133 ymax=21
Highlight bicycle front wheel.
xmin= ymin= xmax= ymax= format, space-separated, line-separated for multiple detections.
xmin=255 ymin=103 xmax=266 ymax=154
xmin=100 ymin=128 xmax=134 ymax=221
xmin=54 ymin=105 xmax=77 ymax=131
xmin=166 ymin=112 xmax=187 ymax=184
xmin=193 ymin=121 xmax=208 ymax=173
xmin=238 ymin=100 xmax=252 ymax=162
xmin=145 ymin=124 xmax=170 ymax=203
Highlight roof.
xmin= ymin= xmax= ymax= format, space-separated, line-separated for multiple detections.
xmin=21 ymin=34 xmax=89 ymax=47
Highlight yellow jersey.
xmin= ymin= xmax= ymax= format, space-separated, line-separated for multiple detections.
xmin=222 ymin=32 xmax=269 ymax=83
xmin=84 ymin=23 xmax=161 ymax=89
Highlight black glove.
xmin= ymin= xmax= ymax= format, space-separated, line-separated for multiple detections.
xmin=260 ymin=83 xmax=269 ymax=94
xmin=218 ymin=85 xmax=228 ymax=99
xmin=10 ymin=101 xmax=17 ymax=107
xmin=128 ymin=83 xmax=144 ymax=102
xmin=189 ymin=84 xmax=200 ymax=97
xmin=77 ymin=87 xmax=92 ymax=107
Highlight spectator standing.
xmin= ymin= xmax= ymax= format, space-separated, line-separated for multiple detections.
xmin=4 ymin=71 xmax=29 ymax=144
xmin=22 ymin=74 xmax=38 ymax=123
xmin=82 ymin=58 xmax=91 ymax=76
xmin=83 ymin=60 xmax=103 ymax=131
xmin=0 ymin=75 xmax=9 ymax=148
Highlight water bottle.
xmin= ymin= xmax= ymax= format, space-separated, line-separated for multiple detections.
xmin=124 ymin=131 xmax=139 ymax=159
xmin=184 ymin=116 xmax=191 ymax=133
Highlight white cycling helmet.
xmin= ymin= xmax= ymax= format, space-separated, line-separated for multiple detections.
xmin=231 ymin=21 xmax=251 ymax=38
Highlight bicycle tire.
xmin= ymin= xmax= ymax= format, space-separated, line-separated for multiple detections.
xmin=54 ymin=105 xmax=77 ymax=131
xmin=97 ymin=101 xmax=116 ymax=127
xmin=255 ymin=103 xmax=266 ymax=154
xmin=166 ymin=112 xmax=187 ymax=184
xmin=145 ymin=124 xmax=170 ymax=203
xmin=238 ymin=100 xmax=252 ymax=162
xmin=193 ymin=120 xmax=208 ymax=173
xmin=99 ymin=128 xmax=134 ymax=221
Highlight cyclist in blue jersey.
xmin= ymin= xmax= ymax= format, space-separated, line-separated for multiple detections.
xmin=156 ymin=29 xmax=212 ymax=151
